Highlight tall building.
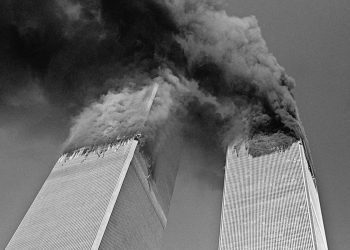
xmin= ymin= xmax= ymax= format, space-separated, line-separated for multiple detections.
xmin=219 ymin=140 xmax=328 ymax=249
xmin=7 ymin=84 xmax=328 ymax=248
xmin=6 ymin=84 xmax=181 ymax=250
xmin=7 ymin=139 xmax=173 ymax=249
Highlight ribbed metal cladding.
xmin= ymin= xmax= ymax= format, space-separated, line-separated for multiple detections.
xmin=299 ymin=144 xmax=328 ymax=250
xmin=7 ymin=83 xmax=173 ymax=250
xmin=219 ymin=141 xmax=320 ymax=250
xmin=7 ymin=141 xmax=137 ymax=250
xmin=100 ymin=151 xmax=165 ymax=250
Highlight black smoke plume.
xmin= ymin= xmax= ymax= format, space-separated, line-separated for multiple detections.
xmin=0 ymin=0 xmax=309 ymax=160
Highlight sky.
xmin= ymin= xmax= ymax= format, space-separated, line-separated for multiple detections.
xmin=224 ymin=1 xmax=350 ymax=249
xmin=1 ymin=0 xmax=350 ymax=249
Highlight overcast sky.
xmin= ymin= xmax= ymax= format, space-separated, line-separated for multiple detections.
xmin=226 ymin=1 xmax=350 ymax=249
xmin=1 ymin=0 xmax=350 ymax=249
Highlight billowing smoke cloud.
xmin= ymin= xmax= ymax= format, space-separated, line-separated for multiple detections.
xmin=0 ymin=0 xmax=306 ymax=158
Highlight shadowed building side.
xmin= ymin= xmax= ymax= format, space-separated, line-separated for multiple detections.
xmin=6 ymin=83 xmax=181 ymax=249
xmin=6 ymin=139 xmax=179 ymax=250
xmin=98 ymin=144 xmax=168 ymax=250
xmin=219 ymin=141 xmax=328 ymax=250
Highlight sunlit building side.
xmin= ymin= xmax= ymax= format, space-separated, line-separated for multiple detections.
xmin=219 ymin=141 xmax=328 ymax=250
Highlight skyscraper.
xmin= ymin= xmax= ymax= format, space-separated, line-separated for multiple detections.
xmin=7 ymin=129 xmax=329 ymax=249
xmin=6 ymin=139 xmax=175 ymax=249
xmin=219 ymin=140 xmax=328 ymax=249
xmin=6 ymin=84 xmax=182 ymax=250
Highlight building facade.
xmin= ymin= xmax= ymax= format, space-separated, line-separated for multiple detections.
xmin=7 ymin=140 xmax=173 ymax=249
xmin=6 ymin=83 xmax=179 ymax=250
xmin=218 ymin=141 xmax=328 ymax=250
xmin=7 ymin=80 xmax=328 ymax=249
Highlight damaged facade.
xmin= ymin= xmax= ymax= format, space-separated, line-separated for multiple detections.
xmin=7 ymin=84 xmax=181 ymax=250
xmin=219 ymin=140 xmax=328 ymax=250
xmin=5 ymin=1 xmax=328 ymax=249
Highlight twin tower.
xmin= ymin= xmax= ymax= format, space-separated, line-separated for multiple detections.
xmin=7 ymin=85 xmax=328 ymax=249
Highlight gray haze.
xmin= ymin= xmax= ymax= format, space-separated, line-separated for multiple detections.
xmin=224 ymin=1 xmax=350 ymax=249
xmin=1 ymin=1 xmax=350 ymax=250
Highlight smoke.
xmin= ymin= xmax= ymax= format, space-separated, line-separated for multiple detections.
xmin=0 ymin=0 xmax=305 ymax=157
